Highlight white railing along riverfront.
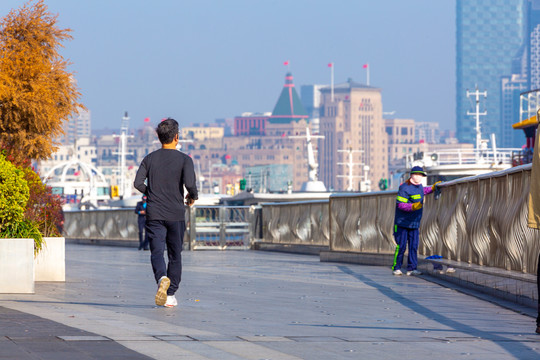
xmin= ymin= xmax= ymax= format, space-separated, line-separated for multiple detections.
xmin=64 ymin=164 xmax=540 ymax=274
xmin=261 ymin=164 xmax=540 ymax=275
xmin=64 ymin=206 xmax=262 ymax=250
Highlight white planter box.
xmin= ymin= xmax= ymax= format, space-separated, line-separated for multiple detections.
xmin=34 ymin=237 xmax=65 ymax=282
xmin=0 ymin=238 xmax=34 ymax=293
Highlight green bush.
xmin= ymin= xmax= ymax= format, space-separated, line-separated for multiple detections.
xmin=0 ymin=153 xmax=43 ymax=253
xmin=22 ymin=167 xmax=63 ymax=237
xmin=1 ymin=219 xmax=43 ymax=253
xmin=0 ymin=153 xmax=29 ymax=231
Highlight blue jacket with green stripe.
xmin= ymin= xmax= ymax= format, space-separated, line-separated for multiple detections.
xmin=394 ymin=180 xmax=433 ymax=229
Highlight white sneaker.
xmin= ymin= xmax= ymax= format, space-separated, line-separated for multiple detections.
xmin=155 ymin=276 xmax=170 ymax=306
xmin=446 ymin=267 xmax=456 ymax=273
xmin=164 ymin=295 xmax=177 ymax=308
xmin=392 ymin=269 xmax=403 ymax=276
xmin=406 ymin=270 xmax=422 ymax=276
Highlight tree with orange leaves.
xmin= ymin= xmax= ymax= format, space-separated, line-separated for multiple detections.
xmin=0 ymin=0 xmax=82 ymax=164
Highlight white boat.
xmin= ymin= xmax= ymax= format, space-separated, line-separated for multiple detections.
xmin=402 ymin=143 xmax=519 ymax=184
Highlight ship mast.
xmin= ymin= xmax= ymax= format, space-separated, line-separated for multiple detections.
xmin=466 ymin=85 xmax=487 ymax=158
xmin=337 ymin=147 xmax=364 ymax=191
xmin=113 ymin=112 xmax=134 ymax=198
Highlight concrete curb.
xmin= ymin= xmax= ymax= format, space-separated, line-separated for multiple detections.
xmin=253 ymin=242 xmax=328 ymax=255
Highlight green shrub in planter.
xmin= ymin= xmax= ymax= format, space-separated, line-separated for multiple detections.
xmin=1 ymin=219 xmax=43 ymax=253
xmin=22 ymin=167 xmax=63 ymax=238
xmin=0 ymin=153 xmax=43 ymax=253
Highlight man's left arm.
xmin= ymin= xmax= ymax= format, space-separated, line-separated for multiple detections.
xmin=134 ymin=160 xmax=148 ymax=194
xmin=184 ymin=157 xmax=198 ymax=205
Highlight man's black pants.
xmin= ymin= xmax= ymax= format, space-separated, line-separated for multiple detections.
xmin=146 ymin=220 xmax=185 ymax=296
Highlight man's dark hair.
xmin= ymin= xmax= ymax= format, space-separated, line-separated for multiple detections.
xmin=156 ymin=118 xmax=179 ymax=144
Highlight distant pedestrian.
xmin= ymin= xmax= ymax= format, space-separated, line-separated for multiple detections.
xmin=392 ymin=166 xmax=441 ymax=276
xmin=134 ymin=118 xmax=198 ymax=308
xmin=135 ymin=195 xmax=149 ymax=250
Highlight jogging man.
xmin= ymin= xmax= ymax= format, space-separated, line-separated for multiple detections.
xmin=134 ymin=118 xmax=198 ymax=307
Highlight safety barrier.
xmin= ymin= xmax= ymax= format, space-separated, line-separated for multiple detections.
xmin=64 ymin=209 xmax=139 ymax=243
xmin=188 ymin=206 xmax=261 ymax=250
xmin=64 ymin=206 xmax=262 ymax=250
xmin=261 ymin=164 xmax=540 ymax=275
xmin=64 ymin=165 xmax=540 ymax=273
xmin=261 ymin=200 xmax=330 ymax=246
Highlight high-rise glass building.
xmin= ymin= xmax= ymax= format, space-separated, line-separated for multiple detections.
xmin=527 ymin=0 xmax=540 ymax=89
xmin=456 ymin=0 xmax=525 ymax=145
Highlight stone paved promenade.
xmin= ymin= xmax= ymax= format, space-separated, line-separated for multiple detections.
xmin=1 ymin=243 xmax=540 ymax=359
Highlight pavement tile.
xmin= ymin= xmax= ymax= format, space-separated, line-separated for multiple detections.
xmin=0 ymin=244 xmax=539 ymax=360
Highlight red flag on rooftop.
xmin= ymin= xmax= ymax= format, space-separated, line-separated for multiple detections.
xmin=328 ymin=63 xmax=333 ymax=67
xmin=144 ymin=117 xmax=150 ymax=122
xmin=363 ymin=64 xmax=368 ymax=68
xmin=283 ymin=60 xmax=289 ymax=66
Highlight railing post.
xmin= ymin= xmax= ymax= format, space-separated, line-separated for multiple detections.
xmin=219 ymin=207 xmax=226 ymax=249
xmin=189 ymin=206 xmax=196 ymax=250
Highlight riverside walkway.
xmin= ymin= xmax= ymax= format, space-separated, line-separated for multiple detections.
xmin=1 ymin=243 xmax=539 ymax=360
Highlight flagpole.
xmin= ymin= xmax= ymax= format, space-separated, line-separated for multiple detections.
xmin=366 ymin=63 xmax=370 ymax=86
xmin=330 ymin=63 xmax=334 ymax=102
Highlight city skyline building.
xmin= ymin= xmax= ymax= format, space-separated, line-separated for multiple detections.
xmin=415 ymin=121 xmax=441 ymax=144
xmin=269 ymin=72 xmax=309 ymax=124
xmin=234 ymin=113 xmax=270 ymax=136
xmin=456 ymin=0 xmax=525 ymax=146
xmin=499 ymin=1 xmax=540 ymax=148
xmin=300 ymin=84 xmax=324 ymax=134
xmin=318 ymin=79 xmax=388 ymax=191
xmin=526 ymin=0 xmax=540 ymax=89
xmin=58 ymin=107 xmax=91 ymax=145
xmin=501 ymin=74 xmax=528 ymax=147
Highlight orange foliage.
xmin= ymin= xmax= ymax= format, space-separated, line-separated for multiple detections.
xmin=0 ymin=0 xmax=82 ymax=163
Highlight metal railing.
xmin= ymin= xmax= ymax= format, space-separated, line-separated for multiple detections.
xmin=261 ymin=164 xmax=540 ymax=275
xmin=63 ymin=209 xmax=139 ymax=241
xmin=64 ymin=165 xmax=540 ymax=273
xmin=64 ymin=206 xmax=262 ymax=250
xmin=261 ymin=200 xmax=330 ymax=246
xmin=419 ymin=165 xmax=539 ymax=273
xmin=188 ymin=206 xmax=261 ymax=250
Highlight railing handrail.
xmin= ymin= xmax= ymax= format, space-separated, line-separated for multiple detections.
xmin=260 ymin=200 xmax=329 ymax=206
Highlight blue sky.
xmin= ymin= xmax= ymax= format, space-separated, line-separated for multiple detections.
xmin=0 ymin=0 xmax=455 ymax=131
